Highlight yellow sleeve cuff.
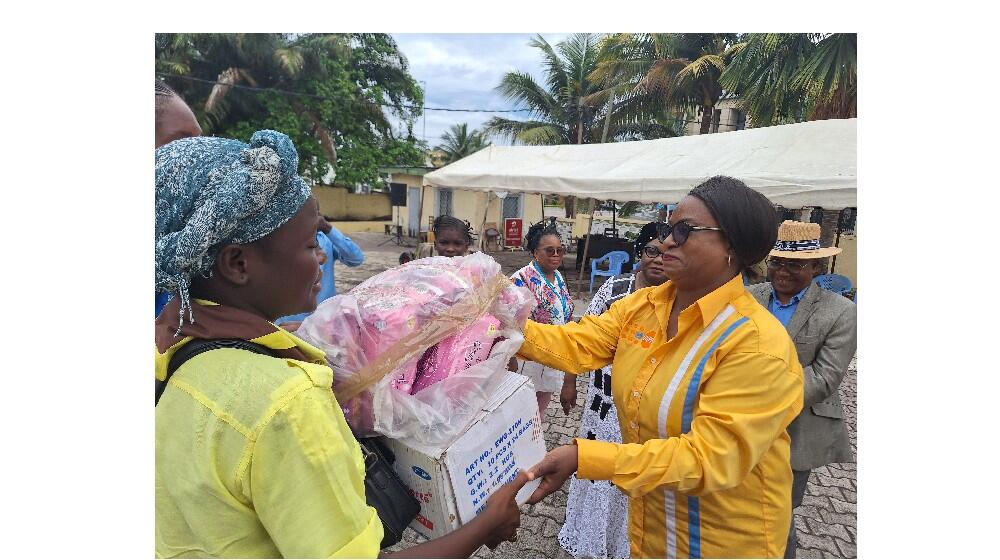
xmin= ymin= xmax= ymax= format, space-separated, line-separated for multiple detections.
xmin=516 ymin=320 xmax=543 ymax=362
xmin=575 ymin=438 xmax=619 ymax=481
xmin=328 ymin=506 xmax=383 ymax=558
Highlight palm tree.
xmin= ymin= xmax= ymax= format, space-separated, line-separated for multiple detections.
xmin=435 ymin=123 xmax=490 ymax=164
xmin=485 ymin=33 xmax=638 ymax=216
xmin=484 ymin=34 xmax=606 ymax=146
xmin=720 ymin=33 xmax=856 ymax=126
xmin=589 ymin=33 xmax=738 ymax=135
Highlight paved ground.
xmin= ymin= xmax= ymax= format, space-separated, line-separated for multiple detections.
xmin=342 ymin=233 xmax=858 ymax=558
xmin=386 ymin=361 xmax=858 ymax=559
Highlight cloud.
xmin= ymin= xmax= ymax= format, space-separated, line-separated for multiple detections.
xmin=392 ymin=33 xmax=574 ymax=148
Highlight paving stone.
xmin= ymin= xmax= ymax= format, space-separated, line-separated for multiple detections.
xmin=837 ymin=539 xmax=857 ymax=558
xmin=826 ymin=466 xmax=852 ymax=479
xmin=542 ymin=517 xmax=561 ymax=538
xmin=794 ymin=505 xmax=825 ymax=522
xmin=842 ymin=489 xmax=856 ymax=502
xmin=796 ymin=533 xmax=840 ymax=556
xmin=808 ymin=483 xmax=845 ymax=500
xmin=812 ymin=465 xmax=832 ymax=477
xmin=820 ymin=510 xmax=858 ymax=527
xmin=816 ymin=474 xmax=853 ymax=490
xmin=822 ymin=552 xmax=841 ymax=559
xmin=846 ymin=525 xmax=857 ymax=542
xmin=802 ymin=494 xmax=832 ymax=509
xmin=797 ymin=548 xmax=825 ymax=558
xmin=830 ymin=497 xmax=857 ymax=514
xmin=806 ymin=517 xmax=851 ymax=541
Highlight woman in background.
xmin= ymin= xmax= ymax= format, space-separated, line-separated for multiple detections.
xmin=510 ymin=222 xmax=573 ymax=418
xmin=557 ymin=222 xmax=670 ymax=559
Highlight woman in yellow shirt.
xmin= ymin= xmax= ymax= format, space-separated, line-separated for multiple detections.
xmin=155 ymin=131 xmax=526 ymax=558
xmin=521 ymin=176 xmax=805 ymax=558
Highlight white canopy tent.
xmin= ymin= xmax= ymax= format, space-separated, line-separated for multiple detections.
xmin=423 ymin=118 xmax=856 ymax=209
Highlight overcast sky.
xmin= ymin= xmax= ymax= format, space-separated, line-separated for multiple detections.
xmin=390 ymin=33 xmax=570 ymax=149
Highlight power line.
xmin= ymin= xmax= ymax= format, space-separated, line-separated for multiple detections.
xmin=158 ymin=73 xmax=774 ymax=132
xmin=157 ymin=73 xmax=533 ymax=113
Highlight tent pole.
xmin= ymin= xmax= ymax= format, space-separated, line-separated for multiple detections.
xmin=575 ymin=211 xmax=596 ymax=298
xmin=418 ymin=184 xmax=427 ymax=245
xmin=480 ymin=192 xmax=491 ymax=252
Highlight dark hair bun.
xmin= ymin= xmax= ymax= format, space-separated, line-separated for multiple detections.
xmin=526 ymin=221 xmax=561 ymax=252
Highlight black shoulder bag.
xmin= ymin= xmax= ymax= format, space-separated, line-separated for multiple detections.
xmin=156 ymin=338 xmax=420 ymax=548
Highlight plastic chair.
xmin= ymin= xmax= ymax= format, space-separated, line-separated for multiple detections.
xmin=482 ymin=222 xmax=501 ymax=251
xmin=814 ymin=274 xmax=853 ymax=295
xmin=590 ymin=250 xmax=630 ymax=292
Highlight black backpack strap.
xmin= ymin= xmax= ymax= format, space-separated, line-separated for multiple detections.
xmin=155 ymin=338 xmax=276 ymax=406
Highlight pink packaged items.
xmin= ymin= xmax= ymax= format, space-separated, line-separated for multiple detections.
xmin=296 ymin=252 xmax=537 ymax=446
xmin=410 ymin=314 xmax=502 ymax=394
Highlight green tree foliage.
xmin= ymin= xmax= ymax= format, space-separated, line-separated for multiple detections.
xmin=589 ymin=33 xmax=738 ymax=135
xmin=720 ymin=33 xmax=856 ymax=126
xmin=155 ymin=33 xmax=426 ymax=185
xmin=435 ymin=123 xmax=490 ymax=164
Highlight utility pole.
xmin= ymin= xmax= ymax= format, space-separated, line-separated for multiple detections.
xmin=419 ymin=80 xmax=427 ymax=145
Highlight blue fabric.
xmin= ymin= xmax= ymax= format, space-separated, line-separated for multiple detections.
xmin=768 ymin=285 xmax=809 ymax=327
xmin=680 ymin=315 xmax=749 ymax=560
xmin=276 ymin=228 xmax=365 ymax=324
xmin=688 ymin=496 xmax=702 ymax=559
xmin=155 ymin=130 xmax=311 ymax=329
xmin=155 ymin=291 xmax=171 ymax=317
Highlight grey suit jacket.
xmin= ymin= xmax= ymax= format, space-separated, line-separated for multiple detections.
xmin=749 ymin=282 xmax=857 ymax=471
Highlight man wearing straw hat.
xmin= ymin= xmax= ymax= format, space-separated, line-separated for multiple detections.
xmin=748 ymin=220 xmax=857 ymax=558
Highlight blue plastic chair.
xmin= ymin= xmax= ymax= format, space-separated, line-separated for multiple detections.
xmin=590 ymin=250 xmax=630 ymax=292
xmin=814 ymin=274 xmax=852 ymax=295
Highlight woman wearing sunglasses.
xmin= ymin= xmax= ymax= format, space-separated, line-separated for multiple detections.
xmin=557 ymin=221 xmax=671 ymax=559
xmin=510 ymin=221 xmax=573 ymax=418
xmin=518 ymin=177 xmax=805 ymax=558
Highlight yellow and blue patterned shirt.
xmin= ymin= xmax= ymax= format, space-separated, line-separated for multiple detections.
xmin=519 ymin=273 xmax=803 ymax=558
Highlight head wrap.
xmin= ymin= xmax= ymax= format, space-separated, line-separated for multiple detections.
xmin=155 ymin=129 xmax=312 ymax=330
xmin=634 ymin=221 xmax=668 ymax=258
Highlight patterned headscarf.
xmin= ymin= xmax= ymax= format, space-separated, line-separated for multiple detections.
xmin=155 ymin=129 xmax=312 ymax=330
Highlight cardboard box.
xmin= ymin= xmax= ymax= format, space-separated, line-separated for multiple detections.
xmin=384 ymin=372 xmax=546 ymax=540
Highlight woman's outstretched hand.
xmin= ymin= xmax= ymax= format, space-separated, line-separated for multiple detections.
xmin=524 ymin=445 xmax=579 ymax=505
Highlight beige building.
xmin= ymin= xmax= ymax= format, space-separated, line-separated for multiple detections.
xmin=380 ymin=165 xmax=544 ymax=241
xmin=683 ymin=96 xmax=749 ymax=136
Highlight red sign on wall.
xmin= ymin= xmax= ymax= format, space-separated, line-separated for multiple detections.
xmin=504 ymin=218 xmax=523 ymax=248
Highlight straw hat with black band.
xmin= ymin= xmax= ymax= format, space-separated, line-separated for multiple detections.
xmin=769 ymin=220 xmax=842 ymax=259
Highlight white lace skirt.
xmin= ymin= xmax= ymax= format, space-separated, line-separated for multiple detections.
xmin=558 ymin=366 xmax=631 ymax=559
xmin=519 ymin=360 xmax=566 ymax=393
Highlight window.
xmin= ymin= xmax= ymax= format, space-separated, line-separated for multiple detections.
xmin=502 ymin=194 xmax=522 ymax=219
xmin=732 ymin=108 xmax=746 ymax=131
xmin=436 ymin=188 xmax=453 ymax=217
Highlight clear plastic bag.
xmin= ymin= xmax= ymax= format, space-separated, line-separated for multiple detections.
xmin=297 ymin=252 xmax=536 ymax=448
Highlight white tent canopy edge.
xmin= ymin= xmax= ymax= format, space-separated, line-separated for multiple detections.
xmin=423 ymin=118 xmax=857 ymax=210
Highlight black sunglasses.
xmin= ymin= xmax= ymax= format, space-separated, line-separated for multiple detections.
xmin=766 ymin=258 xmax=812 ymax=272
xmin=652 ymin=221 xmax=724 ymax=247
xmin=538 ymin=246 xmax=566 ymax=256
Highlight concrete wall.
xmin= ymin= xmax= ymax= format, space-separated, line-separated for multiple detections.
xmin=387 ymin=178 xmax=545 ymax=239
xmin=831 ymin=234 xmax=857 ymax=288
xmin=329 ymin=220 xmax=393 ymax=234
xmin=312 ymin=185 xmax=392 ymax=221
